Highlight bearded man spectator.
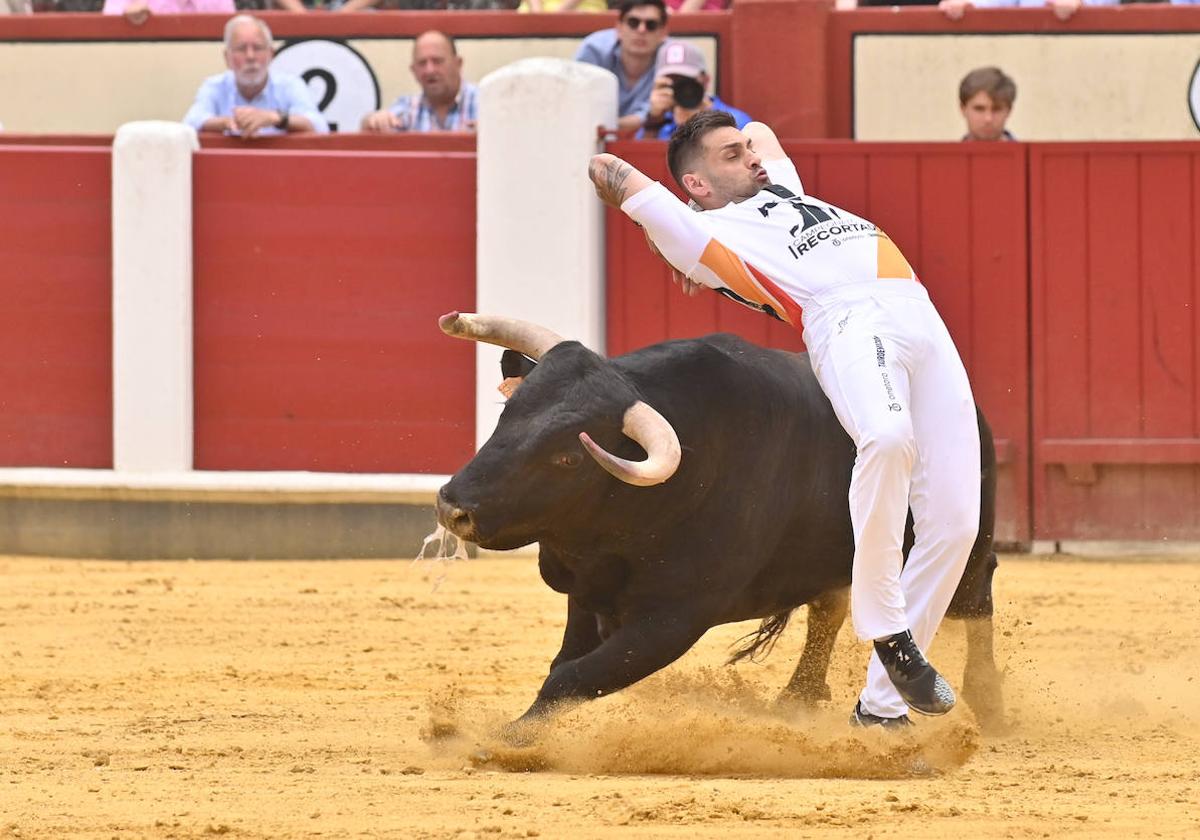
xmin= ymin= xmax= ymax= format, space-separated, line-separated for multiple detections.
xmin=183 ymin=15 xmax=328 ymax=138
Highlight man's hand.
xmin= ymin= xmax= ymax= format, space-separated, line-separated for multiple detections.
xmin=672 ymin=272 xmax=705 ymax=297
xmin=361 ymin=109 xmax=404 ymax=133
xmin=1048 ymin=0 xmax=1081 ymax=20
xmin=123 ymin=0 xmax=151 ymax=25
xmin=589 ymin=153 xmax=642 ymax=209
xmin=938 ymin=0 xmax=970 ymax=20
xmin=199 ymin=115 xmax=236 ymax=134
xmin=647 ymin=77 xmax=675 ymax=124
xmin=232 ymin=106 xmax=284 ymax=138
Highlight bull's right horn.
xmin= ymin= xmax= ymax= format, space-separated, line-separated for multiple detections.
xmin=579 ymin=401 xmax=681 ymax=487
xmin=438 ymin=312 xmax=564 ymax=362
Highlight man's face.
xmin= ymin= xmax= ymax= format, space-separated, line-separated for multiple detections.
xmin=224 ymin=21 xmax=271 ymax=90
xmin=616 ymin=4 xmax=668 ymax=59
xmin=685 ymin=126 xmax=767 ymax=209
xmin=961 ymin=91 xmax=1012 ymax=141
xmin=411 ymin=34 xmax=462 ymax=102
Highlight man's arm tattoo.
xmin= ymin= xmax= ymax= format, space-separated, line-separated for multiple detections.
xmin=591 ymin=157 xmax=636 ymax=208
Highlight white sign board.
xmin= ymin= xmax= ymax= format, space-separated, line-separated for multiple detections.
xmin=273 ymin=39 xmax=380 ymax=133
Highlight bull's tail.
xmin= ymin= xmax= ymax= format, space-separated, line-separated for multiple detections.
xmin=726 ymin=610 xmax=794 ymax=665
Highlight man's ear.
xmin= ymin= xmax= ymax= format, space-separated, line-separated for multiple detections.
xmin=682 ymin=172 xmax=708 ymax=199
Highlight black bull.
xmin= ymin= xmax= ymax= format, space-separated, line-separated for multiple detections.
xmin=437 ymin=323 xmax=1004 ymax=735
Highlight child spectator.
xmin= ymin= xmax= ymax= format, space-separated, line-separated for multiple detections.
xmin=958 ymin=66 xmax=1017 ymax=142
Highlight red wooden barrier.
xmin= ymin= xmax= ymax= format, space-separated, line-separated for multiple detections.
xmin=1030 ymin=143 xmax=1200 ymax=540
xmin=605 ymin=139 xmax=1030 ymax=543
xmin=0 ymin=145 xmax=112 ymax=468
xmin=192 ymin=148 xmax=476 ymax=474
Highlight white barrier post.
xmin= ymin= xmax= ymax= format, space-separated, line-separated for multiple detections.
xmin=112 ymin=121 xmax=198 ymax=472
xmin=475 ymin=58 xmax=618 ymax=451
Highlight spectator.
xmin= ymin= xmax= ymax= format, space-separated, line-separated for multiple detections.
xmin=360 ymin=31 xmax=479 ymax=133
xmin=665 ymin=0 xmax=729 ymax=9
xmin=575 ymin=0 xmax=671 ymax=134
xmin=102 ymin=0 xmax=233 ymax=27
xmin=939 ymin=0 xmax=1117 ymax=22
xmin=520 ymin=0 xmax=607 ymax=12
xmin=1 ymin=0 xmax=31 ymax=11
xmin=637 ymin=41 xmax=750 ymax=140
xmin=840 ymin=0 xmax=937 ymax=7
xmin=183 ymin=15 xmax=328 ymax=137
xmin=959 ymin=66 xmax=1017 ymax=141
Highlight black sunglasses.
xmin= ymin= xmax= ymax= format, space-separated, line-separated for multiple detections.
xmin=623 ymin=15 xmax=662 ymax=32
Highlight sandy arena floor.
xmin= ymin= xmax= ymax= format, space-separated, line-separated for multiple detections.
xmin=1 ymin=552 xmax=1197 ymax=839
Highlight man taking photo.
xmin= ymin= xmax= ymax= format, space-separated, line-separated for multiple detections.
xmin=637 ymin=41 xmax=751 ymax=140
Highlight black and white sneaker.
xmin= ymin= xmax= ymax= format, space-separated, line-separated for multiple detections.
xmin=849 ymin=700 xmax=913 ymax=730
xmin=873 ymin=630 xmax=956 ymax=716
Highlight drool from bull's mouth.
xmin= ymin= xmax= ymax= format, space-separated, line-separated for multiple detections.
xmin=414 ymin=524 xmax=470 ymax=591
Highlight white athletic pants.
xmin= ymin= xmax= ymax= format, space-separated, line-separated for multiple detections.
xmin=805 ymin=283 xmax=981 ymax=719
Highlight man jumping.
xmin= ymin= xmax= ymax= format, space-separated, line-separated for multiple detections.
xmin=588 ymin=112 xmax=980 ymax=727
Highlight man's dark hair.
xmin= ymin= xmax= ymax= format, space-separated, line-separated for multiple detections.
xmin=959 ymin=66 xmax=1016 ymax=108
xmin=617 ymin=0 xmax=667 ymax=23
xmin=666 ymin=109 xmax=737 ymax=195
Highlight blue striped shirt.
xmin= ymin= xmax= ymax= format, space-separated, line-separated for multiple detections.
xmin=183 ymin=70 xmax=329 ymax=135
xmin=386 ymin=82 xmax=480 ymax=132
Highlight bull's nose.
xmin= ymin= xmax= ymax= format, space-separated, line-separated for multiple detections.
xmin=436 ymin=486 xmax=477 ymax=540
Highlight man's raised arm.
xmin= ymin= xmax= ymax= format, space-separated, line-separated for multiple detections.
xmin=741 ymin=122 xmax=787 ymax=162
xmin=743 ymin=121 xmax=805 ymax=196
xmin=588 ymin=153 xmax=655 ymax=210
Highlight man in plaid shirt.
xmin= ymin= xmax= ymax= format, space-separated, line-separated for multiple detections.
xmin=361 ymin=30 xmax=479 ymax=133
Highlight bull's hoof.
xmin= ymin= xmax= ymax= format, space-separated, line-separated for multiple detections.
xmin=498 ymin=715 xmax=547 ymax=748
xmin=774 ymin=682 xmax=833 ymax=712
xmin=963 ymin=671 xmax=1008 ymax=735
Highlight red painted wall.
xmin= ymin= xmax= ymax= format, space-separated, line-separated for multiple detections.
xmin=1031 ymin=143 xmax=1200 ymax=540
xmin=605 ymin=140 xmax=1030 ymax=543
xmin=0 ymin=146 xmax=112 ymax=467
xmin=192 ymin=148 xmax=476 ymax=474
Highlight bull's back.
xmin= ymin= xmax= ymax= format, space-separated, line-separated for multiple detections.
xmin=614 ymin=335 xmax=859 ymax=614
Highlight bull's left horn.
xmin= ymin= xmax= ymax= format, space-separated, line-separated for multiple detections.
xmin=438 ymin=311 xmax=564 ymax=362
xmin=579 ymin=401 xmax=681 ymax=487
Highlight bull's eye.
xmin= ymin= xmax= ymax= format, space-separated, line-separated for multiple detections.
xmin=553 ymin=451 xmax=584 ymax=469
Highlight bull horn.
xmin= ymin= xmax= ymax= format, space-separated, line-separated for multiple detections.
xmin=579 ymin=401 xmax=681 ymax=487
xmin=438 ymin=311 xmax=564 ymax=362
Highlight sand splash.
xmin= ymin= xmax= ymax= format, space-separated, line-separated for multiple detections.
xmin=423 ymin=668 xmax=978 ymax=779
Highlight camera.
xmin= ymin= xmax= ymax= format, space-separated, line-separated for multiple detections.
xmin=671 ymin=76 xmax=705 ymax=110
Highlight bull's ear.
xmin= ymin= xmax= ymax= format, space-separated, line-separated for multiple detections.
xmin=500 ymin=349 xmax=538 ymax=379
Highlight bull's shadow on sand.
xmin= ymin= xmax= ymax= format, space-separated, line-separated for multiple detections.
xmin=420 ymin=669 xmax=979 ymax=780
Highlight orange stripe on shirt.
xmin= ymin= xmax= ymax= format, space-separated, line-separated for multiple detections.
xmin=877 ymin=235 xmax=915 ymax=280
xmin=699 ymin=239 xmax=797 ymax=327
xmin=745 ymin=263 xmax=804 ymax=328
